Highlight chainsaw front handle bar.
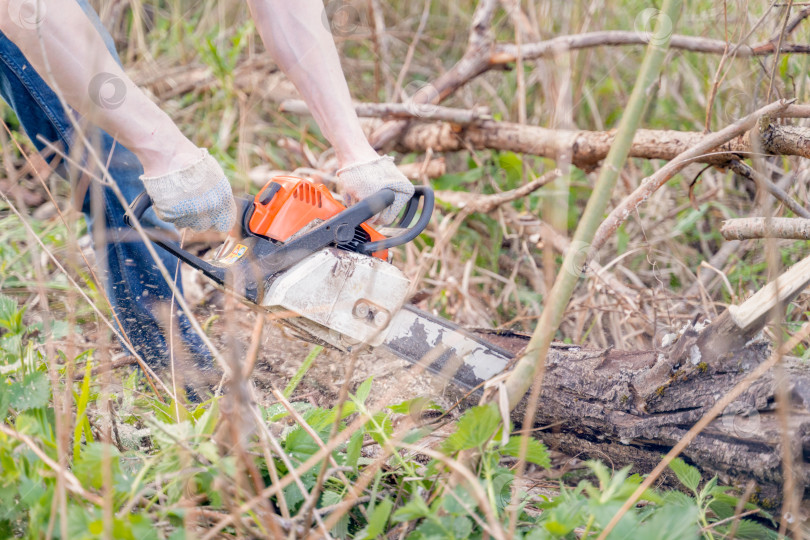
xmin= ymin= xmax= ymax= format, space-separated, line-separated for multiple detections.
xmin=356 ymin=185 xmax=434 ymax=255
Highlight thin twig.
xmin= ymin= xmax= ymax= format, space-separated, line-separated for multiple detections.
xmin=727 ymin=161 xmax=810 ymax=219
xmin=767 ymin=0 xmax=795 ymax=102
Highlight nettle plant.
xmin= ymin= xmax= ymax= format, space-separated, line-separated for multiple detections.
xmin=0 ymin=293 xmax=778 ymax=539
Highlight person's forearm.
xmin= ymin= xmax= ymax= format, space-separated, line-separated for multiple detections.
xmin=247 ymin=0 xmax=378 ymax=167
xmin=0 ymin=0 xmax=196 ymax=175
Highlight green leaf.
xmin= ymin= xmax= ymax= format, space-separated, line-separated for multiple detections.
xmin=284 ymin=427 xmax=321 ymax=462
xmin=73 ymin=443 xmax=121 ymax=490
xmin=412 ymin=519 xmax=448 ymax=540
xmin=699 ymin=475 xmax=718 ymax=500
xmin=502 ymin=436 xmax=551 ymax=468
xmin=497 ymin=151 xmax=524 ymax=185
xmin=345 ymin=429 xmax=363 ymax=470
xmin=367 ymin=411 xmax=393 ymax=446
xmin=353 ymin=377 xmax=373 ymax=405
xmin=669 ymin=458 xmax=701 ymax=494
xmin=194 ymin=399 xmax=220 ymax=437
xmin=724 ymin=518 xmax=779 ymax=540
xmin=434 ymin=166 xmax=486 ymax=191
xmin=524 ymin=527 xmax=553 ymax=540
xmin=450 ymin=516 xmax=472 ymax=538
xmin=441 ymin=404 xmax=500 ymax=453
xmin=632 ymin=500 xmax=700 ymax=540
xmin=357 ymin=497 xmax=393 ymax=539
xmin=9 ymin=371 xmax=49 ymax=411
xmin=388 ymin=397 xmax=441 ymax=416
xmin=74 ymin=358 xmax=94 ymax=457
xmin=18 ymin=474 xmax=46 ymax=505
xmin=442 ymin=485 xmax=477 ymax=516
xmin=283 ymin=345 xmax=322 ymax=398
xmin=663 ymin=490 xmax=696 ymax=508
xmin=0 ymin=383 xmax=9 ymax=418
xmin=0 ymin=295 xmax=25 ymax=334
xmin=392 ymin=496 xmax=430 ymax=522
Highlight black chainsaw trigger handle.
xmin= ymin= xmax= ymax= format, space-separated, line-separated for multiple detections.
xmin=357 ymin=185 xmax=433 ymax=255
xmin=124 ymin=191 xmax=153 ymax=229
xmin=124 ymin=192 xmax=229 ymax=287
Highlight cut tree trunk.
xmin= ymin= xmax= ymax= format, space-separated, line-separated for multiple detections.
xmin=458 ymin=316 xmax=806 ymax=510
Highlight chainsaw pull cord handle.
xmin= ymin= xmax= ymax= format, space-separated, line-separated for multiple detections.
xmin=356 ymin=185 xmax=434 ymax=255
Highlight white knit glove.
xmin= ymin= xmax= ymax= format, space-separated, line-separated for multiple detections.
xmin=140 ymin=148 xmax=236 ymax=233
xmin=337 ymin=155 xmax=415 ymax=226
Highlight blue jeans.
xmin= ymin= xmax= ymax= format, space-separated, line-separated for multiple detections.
xmin=0 ymin=2 xmax=213 ymax=372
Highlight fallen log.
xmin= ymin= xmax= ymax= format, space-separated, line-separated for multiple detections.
xmin=429 ymin=254 xmax=810 ymax=507
xmin=433 ymin=314 xmax=800 ymax=509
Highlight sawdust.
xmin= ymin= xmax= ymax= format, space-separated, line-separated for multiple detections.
xmin=202 ymin=295 xmax=459 ymax=412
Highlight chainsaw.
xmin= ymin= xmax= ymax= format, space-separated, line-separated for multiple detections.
xmin=126 ymin=176 xmax=515 ymax=391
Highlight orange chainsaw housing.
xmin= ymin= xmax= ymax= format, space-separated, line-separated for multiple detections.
xmin=248 ymin=176 xmax=388 ymax=260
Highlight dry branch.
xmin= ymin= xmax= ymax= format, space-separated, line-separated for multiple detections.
xmin=727 ymin=161 xmax=810 ymax=219
xmin=436 ymin=190 xmax=641 ymax=307
xmin=727 ymin=253 xmax=810 ymax=331
xmin=452 ymin=253 xmax=810 ymax=506
xmin=443 ymin=313 xmax=810 ymax=507
xmin=279 ymin=99 xmax=492 ymax=125
xmin=721 ymin=217 xmax=810 ymax=240
xmin=392 ymin=114 xmax=810 ymax=168
xmin=496 ymin=30 xmax=810 ymax=63
xmin=283 ymin=98 xmax=810 ymax=171
xmin=487 ymin=333 xmax=809 ymax=507
xmin=591 ymin=99 xmax=793 ymax=252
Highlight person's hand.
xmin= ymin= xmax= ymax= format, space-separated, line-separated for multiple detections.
xmin=338 ymin=156 xmax=415 ymax=226
xmin=140 ymin=148 xmax=236 ymax=232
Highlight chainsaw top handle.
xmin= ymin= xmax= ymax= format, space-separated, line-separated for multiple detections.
xmin=356 ymin=185 xmax=433 ymax=255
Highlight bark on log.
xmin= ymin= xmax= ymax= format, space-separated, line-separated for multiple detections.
xmin=462 ymin=256 xmax=810 ymax=506
xmin=722 ymin=218 xmax=810 ymax=240
xmin=458 ymin=315 xmax=807 ymax=508
xmin=393 ymin=120 xmax=810 ymax=169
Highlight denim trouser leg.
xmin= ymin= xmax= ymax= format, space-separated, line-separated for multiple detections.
xmin=0 ymin=8 xmax=213 ymax=371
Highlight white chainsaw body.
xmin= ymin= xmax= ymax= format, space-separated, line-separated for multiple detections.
xmin=260 ymin=247 xmax=410 ymax=347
